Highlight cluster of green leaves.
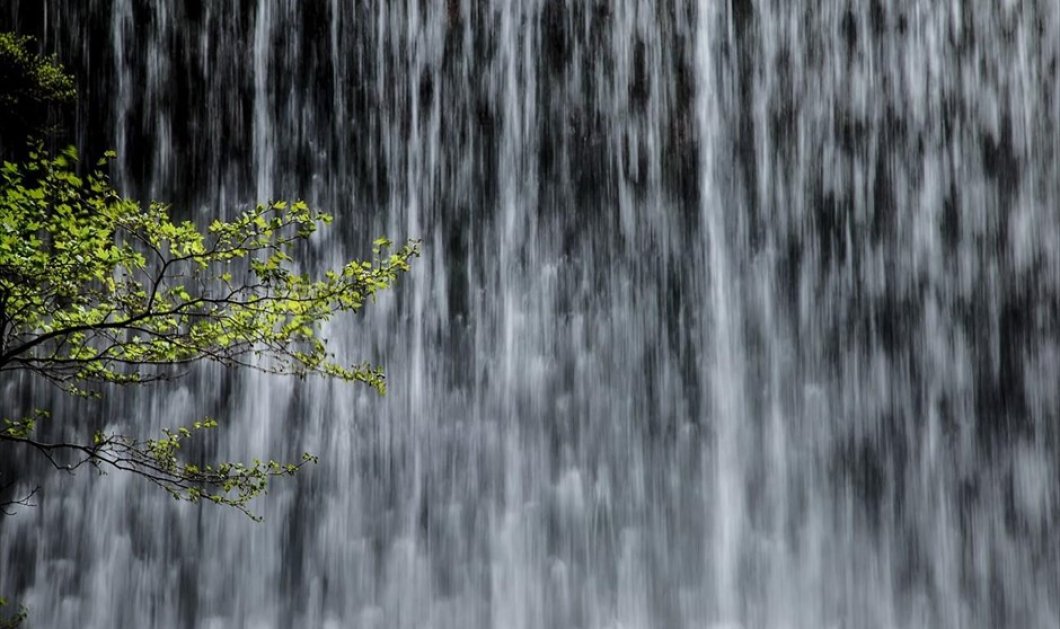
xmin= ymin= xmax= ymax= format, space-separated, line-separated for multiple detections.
xmin=0 ymin=596 xmax=25 ymax=629
xmin=0 ymin=146 xmax=416 ymax=393
xmin=141 ymin=419 xmax=320 ymax=515
xmin=1 ymin=409 xmax=46 ymax=439
xmin=0 ymin=411 xmax=318 ymax=519
xmin=0 ymin=32 xmax=75 ymax=148
xmin=0 ymin=146 xmax=417 ymax=515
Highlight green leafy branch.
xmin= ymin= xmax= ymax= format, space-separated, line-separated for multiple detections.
xmin=1 ymin=415 xmax=315 ymax=520
xmin=0 ymin=31 xmax=76 ymax=149
xmin=0 ymin=147 xmax=417 ymax=394
xmin=0 ymin=146 xmax=419 ymax=518
xmin=0 ymin=596 xmax=26 ymax=629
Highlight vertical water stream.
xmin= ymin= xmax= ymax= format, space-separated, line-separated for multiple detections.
xmin=1 ymin=2 xmax=1058 ymax=627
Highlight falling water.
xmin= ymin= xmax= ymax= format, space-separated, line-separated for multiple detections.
xmin=1 ymin=2 xmax=1058 ymax=627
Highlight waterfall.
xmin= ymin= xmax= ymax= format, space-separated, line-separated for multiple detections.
xmin=2 ymin=1 xmax=1058 ymax=627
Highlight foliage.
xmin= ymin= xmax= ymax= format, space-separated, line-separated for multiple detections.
xmin=0 ymin=597 xmax=24 ymax=629
xmin=0 ymin=146 xmax=418 ymax=518
xmin=0 ymin=32 xmax=76 ymax=149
